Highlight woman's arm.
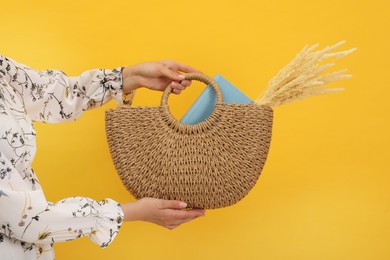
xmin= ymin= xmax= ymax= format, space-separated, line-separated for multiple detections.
xmin=121 ymin=198 xmax=205 ymax=230
xmin=0 ymin=55 xmax=123 ymax=122
xmin=0 ymin=153 xmax=204 ymax=247
xmin=0 ymin=56 xmax=196 ymax=123
xmin=0 ymin=152 xmax=123 ymax=247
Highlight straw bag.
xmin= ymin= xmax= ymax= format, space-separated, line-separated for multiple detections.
xmin=106 ymin=41 xmax=354 ymax=209
xmin=105 ymin=73 xmax=273 ymax=209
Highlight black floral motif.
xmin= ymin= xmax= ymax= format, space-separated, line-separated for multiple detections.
xmin=0 ymin=165 xmax=12 ymax=180
xmin=1 ymin=223 xmax=14 ymax=238
xmin=100 ymin=228 xmax=120 ymax=248
xmin=72 ymin=198 xmax=99 ymax=217
xmin=0 ymin=54 xmax=124 ymax=259
xmin=1 ymin=129 xmax=33 ymax=173
xmin=0 ymin=104 xmax=6 ymax=115
xmin=0 ymin=55 xmax=123 ymax=122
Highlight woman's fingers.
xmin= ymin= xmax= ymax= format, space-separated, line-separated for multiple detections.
xmin=171 ymin=80 xmax=191 ymax=89
xmin=160 ymin=60 xmax=200 ymax=74
xmin=158 ymin=60 xmax=200 ymax=93
xmin=127 ymin=198 xmax=207 ymax=230
xmin=159 ymin=200 xmax=205 ymax=217
xmin=165 ymin=208 xmax=205 ymax=224
xmin=171 ymin=81 xmax=185 ymax=90
xmin=160 ymin=200 xmax=188 ymax=209
xmin=180 ymin=80 xmax=191 ymax=87
xmin=172 ymin=88 xmax=182 ymax=94
xmin=160 ymin=65 xmax=186 ymax=82
xmin=175 ymin=62 xmax=200 ymax=74
xmin=163 ymin=210 xmax=205 ymax=230
xmin=170 ymin=79 xmax=192 ymax=94
xmin=158 ymin=200 xmax=205 ymax=229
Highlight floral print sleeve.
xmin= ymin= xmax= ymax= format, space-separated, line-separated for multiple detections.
xmin=0 ymin=55 xmax=124 ymax=123
xmin=0 ymin=166 xmax=123 ymax=247
xmin=0 ymin=55 xmax=125 ymax=259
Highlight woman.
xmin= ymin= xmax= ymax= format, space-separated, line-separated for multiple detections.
xmin=0 ymin=55 xmax=205 ymax=259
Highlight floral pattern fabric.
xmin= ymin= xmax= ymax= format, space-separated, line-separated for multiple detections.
xmin=0 ymin=55 xmax=125 ymax=260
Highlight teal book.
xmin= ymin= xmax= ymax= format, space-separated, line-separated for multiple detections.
xmin=180 ymin=74 xmax=253 ymax=125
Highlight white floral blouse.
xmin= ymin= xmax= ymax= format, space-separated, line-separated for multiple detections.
xmin=0 ymin=55 xmax=125 ymax=260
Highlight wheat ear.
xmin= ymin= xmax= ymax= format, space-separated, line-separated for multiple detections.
xmin=255 ymin=41 xmax=356 ymax=107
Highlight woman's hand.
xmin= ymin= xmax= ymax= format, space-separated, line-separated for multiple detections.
xmin=122 ymin=60 xmax=200 ymax=95
xmin=120 ymin=198 xmax=205 ymax=230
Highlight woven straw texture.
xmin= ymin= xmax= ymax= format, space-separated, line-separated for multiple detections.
xmin=105 ymin=73 xmax=273 ymax=209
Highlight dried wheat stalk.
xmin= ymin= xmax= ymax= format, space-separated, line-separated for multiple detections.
xmin=255 ymin=41 xmax=356 ymax=107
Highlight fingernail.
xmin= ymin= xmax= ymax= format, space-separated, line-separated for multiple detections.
xmin=179 ymin=202 xmax=187 ymax=208
xmin=178 ymin=74 xmax=185 ymax=80
xmin=171 ymin=81 xmax=178 ymax=87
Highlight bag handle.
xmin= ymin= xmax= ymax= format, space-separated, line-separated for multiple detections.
xmin=122 ymin=73 xmax=223 ymax=106
xmin=158 ymin=73 xmax=225 ymax=132
xmin=161 ymin=73 xmax=223 ymax=107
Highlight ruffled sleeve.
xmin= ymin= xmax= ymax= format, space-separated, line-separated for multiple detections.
xmin=0 ymin=152 xmax=124 ymax=247
xmin=0 ymin=54 xmax=126 ymax=248
xmin=0 ymin=55 xmax=124 ymax=123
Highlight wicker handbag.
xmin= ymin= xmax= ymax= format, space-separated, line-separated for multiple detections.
xmin=105 ymin=73 xmax=273 ymax=209
xmin=106 ymin=42 xmax=354 ymax=209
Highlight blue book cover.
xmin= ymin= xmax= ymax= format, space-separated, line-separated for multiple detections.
xmin=180 ymin=74 xmax=253 ymax=125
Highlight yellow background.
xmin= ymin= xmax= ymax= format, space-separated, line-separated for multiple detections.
xmin=1 ymin=0 xmax=389 ymax=259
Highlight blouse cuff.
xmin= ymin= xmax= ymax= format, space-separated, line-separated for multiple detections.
xmin=107 ymin=67 xmax=125 ymax=105
xmin=89 ymin=198 xmax=124 ymax=248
